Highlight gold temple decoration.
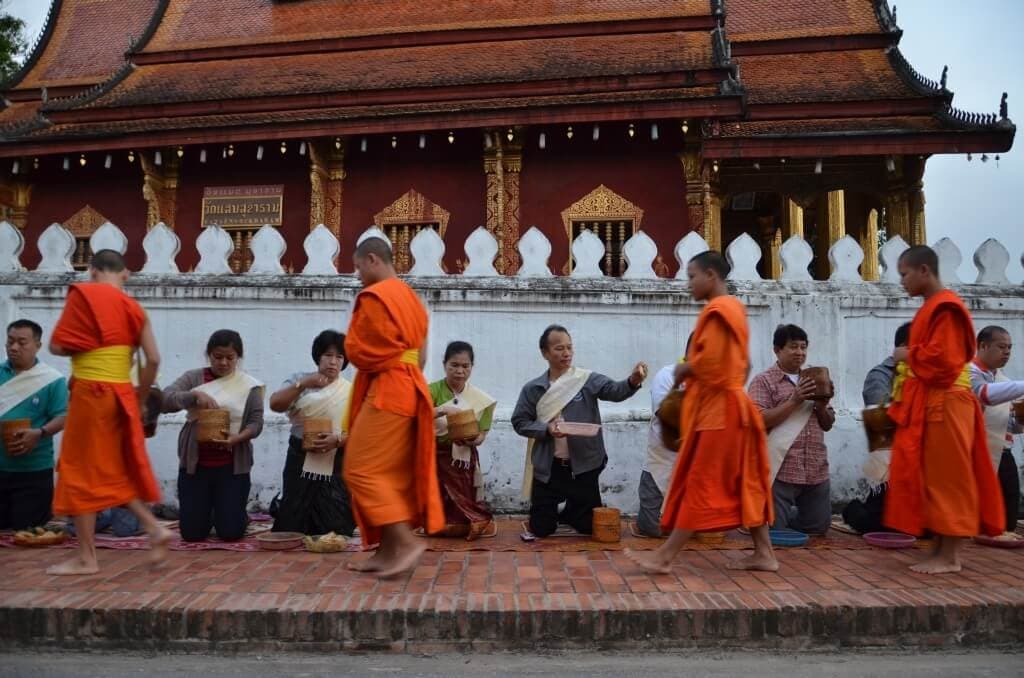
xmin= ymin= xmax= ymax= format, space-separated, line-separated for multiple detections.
xmin=484 ymin=129 xmax=522 ymax=274
xmin=861 ymin=208 xmax=880 ymax=281
xmin=0 ymin=181 xmax=32 ymax=229
xmin=63 ymin=204 xmax=109 ymax=270
xmin=373 ymin=189 xmax=451 ymax=274
xmin=141 ymin=151 xmax=179 ymax=229
xmin=561 ymin=184 xmax=643 ymax=276
xmin=309 ymin=138 xmax=345 ymax=236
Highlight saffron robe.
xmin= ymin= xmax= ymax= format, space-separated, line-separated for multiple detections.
xmin=51 ymin=283 xmax=160 ymax=515
xmin=885 ymin=289 xmax=1003 ymax=537
xmin=342 ymin=277 xmax=444 ymax=547
xmin=660 ymin=295 xmax=773 ymax=533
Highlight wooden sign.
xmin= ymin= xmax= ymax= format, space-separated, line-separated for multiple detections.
xmin=201 ymin=185 xmax=283 ymax=228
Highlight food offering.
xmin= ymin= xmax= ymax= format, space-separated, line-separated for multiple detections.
xmin=14 ymin=526 xmax=68 ymax=547
xmin=303 ymin=532 xmax=348 ymax=553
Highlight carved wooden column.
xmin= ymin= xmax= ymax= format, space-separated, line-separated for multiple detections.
xmin=681 ymin=147 xmax=722 ymax=251
xmin=908 ymin=185 xmax=926 ymax=245
xmin=782 ymin=197 xmax=804 ymax=239
xmin=309 ymin=138 xmax=345 ymax=237
xmin=484 ymin=130 xmax=522 ymax=274
xmin=759 ymin=215 xmax=782 ymax=280
xmin=141 ymin=151 xmax=180 ymax=229
xmin=861 ymin=208 xmax=880 ymax=280
xmin=884 ymin=190 xmax=912 ymax=242
xmin=0 ymin=181 xmax=32 ymax=229
xmin=813 ymin=190 xmax=845 ymax=276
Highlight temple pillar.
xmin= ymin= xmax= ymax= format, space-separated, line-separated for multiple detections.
xmin=680 ymin=147 xmax=721 ymax=251
xmin=909 ymin=185 xmax=927 ymax=245
xmin=814 ymin=190 xmax=845 ymax=277
xmin=484 ymin=130 xmax=522 ymax=274
xmin=141 ymin=151 xmax=180 ymax=229
xmin=309 ymin=138 xmax=345 ymax=237
xmin=782 ymin=197 xmax=804 ymax=239
xmin=759 ymin=215 xmax=782 ymax=280
xmin=884 ymin=190 xmax=912 ymax=242
xmin=861 ymin=208 xmax=880 ymax=280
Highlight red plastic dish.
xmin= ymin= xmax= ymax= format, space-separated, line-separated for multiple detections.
xmin=864 ymin=532 xmax=916 ymax=549
xmin=973 ymin=534 xmax=1024 ymax=549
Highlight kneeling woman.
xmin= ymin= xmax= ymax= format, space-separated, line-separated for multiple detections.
xmin=430 ymin=341 xmax=496 ymax=540
xmin=163 ymin=330 xmax=264 ymax=542
xmin=268 ymin=330 xmax=356 ymax=537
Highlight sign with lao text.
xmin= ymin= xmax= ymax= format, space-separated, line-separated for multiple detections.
xmin=201 ymin=185 xmax=283 ymax=228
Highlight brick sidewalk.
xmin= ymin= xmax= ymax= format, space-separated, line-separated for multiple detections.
xmin=1 ymin=538 xmax=1022 ymax=651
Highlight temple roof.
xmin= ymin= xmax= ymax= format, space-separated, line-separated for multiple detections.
xmin=0 ymin=0 xmax=1013 ymax=158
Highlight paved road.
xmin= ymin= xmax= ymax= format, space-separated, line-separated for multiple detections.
xmin=3 ymin=649 xmax=1021 ymax=677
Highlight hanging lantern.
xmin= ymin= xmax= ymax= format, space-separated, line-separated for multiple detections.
xmin=32 ymin=157 xmax=39 ymax=170
xmin=391 ymin=136 xmax=398 ymax=149
xmin=11 ymin=159 xmax=19 ymax=174
xmin=566 ymin=125 xmax=574 ymax=140
xmin=256 ymin=144 xmax=264 ymax=160
xmin=299 ymin=141 xmax=307 ymax=156
xmin=222 ymin=147 xmax=228 ymax=159
xmin=886 ymin=155 xmax=896 ymax=171
xmin=199 ymin=148 xmax=207 ymax=163
xmin=650 ymin=123 xmax=659 ymax=141
xmin=334 ymin=137 xmax=342 ymax=150
xmin=419 ymin=134 xmax=426 ymax=149
xmin=104 ymin=153 xmax=112 ymax=169
xmin=447 ymin=130 xmax=455 ymax=144
xmin=753 ymin=161 xmax=761 ymax=170
xmin=79 ymin=154 xmax=87 ymax=167
xmin=280 ymin=141 xmax=287 ymax=154
xmin=538 ymin=132 xmax=546 ymax=149
xmin=63 ymin=156 xmax=70 ymax=171
xmin=154 ymin=150 xmax=163 ymax=165
xmin=681 ymin=119 xmax=689 ymax=134
xmin=176 ymin=146 xmax=184 ymax=158
xmin=627 ymin=123 xmax=636 ymax=139
xmin=483 ymin=132 xmax=493 ymax=149
xmin=814 ymin=159 xmax=823 ymax=174
xmin=711 ymin=159 xmax=719 ymax=173
xmin=128 ymin=150 xmax=135 ymax=163
xmin=360 ymin=137 xmax=368 ymax=152
xmin=592 ymin=123 xmax=600 ymax=141
xmin=506 ymin=128 xmax=514 ymax=143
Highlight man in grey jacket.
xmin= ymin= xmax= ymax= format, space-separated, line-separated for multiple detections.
xmin=512 ymin=325 xmax=645 ymax=539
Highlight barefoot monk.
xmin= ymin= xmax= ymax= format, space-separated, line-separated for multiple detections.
xmin=342 ymin=237 xmax=444 ymax=577
xmin=47 ymin=250 xmax=171 ymax=575
xmin=627 ymin=251 xmax=777 ymax=574
xmin=886 ymin=245 xmax=1003 ymax=573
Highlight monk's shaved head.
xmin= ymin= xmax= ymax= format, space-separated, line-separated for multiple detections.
xmin=354 ymin=236 xmax=393 ymax=264
xmin=90 ymin=249 xmax=126 ymax=273
xmin=898 ymin=245 xmax=939 ymax=277
xmin=689 ymin=250 xmax=730 ymax=280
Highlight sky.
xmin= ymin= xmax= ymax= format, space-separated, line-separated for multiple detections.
xmin=6 ymin=1 xmax=1023 ymax=281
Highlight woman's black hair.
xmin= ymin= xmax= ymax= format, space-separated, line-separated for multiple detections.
xmin=444 ymin=340 xmax=474 ymax=364
xmin=539 ymin=324 xmax=570 ymax=351
xmin=312 ymin=330 xmax=348 ymax=369
xmin=206 ymin=329 xmax=244 ymax=358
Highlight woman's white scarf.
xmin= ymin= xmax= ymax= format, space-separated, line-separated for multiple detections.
xmin=522 ymin=367 xmax=591 ymax=499
xmin=292 ymin=375 xmax=352 ymax=480
xmin=435 ymin=382 xmax=496 ymax=500
xmin=190 ymin=370 xmax=264 ymax=436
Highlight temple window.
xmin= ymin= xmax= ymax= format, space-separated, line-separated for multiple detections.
xmin=561 ymin=185 xmax=644 ymax=277
xmin=373 ymin=189 xmax=451 ymax=274
xmin=227 ymin=227 xmax=258 ymax=274
xmin=62 ymin=205 xmax=109 ymax=271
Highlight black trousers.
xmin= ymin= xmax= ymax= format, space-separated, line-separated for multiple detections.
xmin=528 ymin=460 xmax=603 ymax=537
xmin=0 ymin=469 xmax=53 ymax=530
xmin=998 ymin=449 xmax=1021 ymax=532
xmin=177 ymin=465 xmax=251 ymax=542
xmin=272 ymin=437 xmax=356 ymax=537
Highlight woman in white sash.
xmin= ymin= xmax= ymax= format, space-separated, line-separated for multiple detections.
xmin=268 ymin=330 xmax=356 ymax=537
xmin=163 ymin=330 xmax=264 ymax=542
xmin=429 ymin=341 xmax=496 ymax=541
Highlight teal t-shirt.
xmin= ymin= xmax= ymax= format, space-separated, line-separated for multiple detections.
xmin=0 ymin=360 xmax=69 ymax=472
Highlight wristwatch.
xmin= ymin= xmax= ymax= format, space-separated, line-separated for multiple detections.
xmin=38 ymin=427 xmax=51 ymax=439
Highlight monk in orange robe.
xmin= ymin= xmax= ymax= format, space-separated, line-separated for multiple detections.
xmin=885 ymin=245 xmax=1003 ymax=573
xmin=627 ymin=251 xmax=777 ymax=574
xmin=47 ymin=250 xmax=170 ymax=576
xmin=343 ymin=237 xmax=443 ymax=578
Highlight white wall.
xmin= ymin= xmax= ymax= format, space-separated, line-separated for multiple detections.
xmin=3 ymin=272 xmax=1021 ymax=514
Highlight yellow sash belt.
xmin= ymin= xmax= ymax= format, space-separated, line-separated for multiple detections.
xmin=400 ymin=349 xmax=420 ymax=366
xmin=891 ymin=361 xmax=971 ymax=402
xmin=71 ymin=345 xmax=133 ymax=383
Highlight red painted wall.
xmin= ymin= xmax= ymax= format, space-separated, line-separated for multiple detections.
xmin=22 ymin=156 xmax=148 ymax=269
xmin=340 ymin=132 xmax=486 ymax=273
xmin=175 ymin=143 xmax=311 ymax=271
xmin=519 ymin=123 xmax=691 ymax=276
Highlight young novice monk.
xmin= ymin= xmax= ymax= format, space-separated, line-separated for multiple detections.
xmin=163 ymin=330 xmax=264 ymax=542
xmin=512 ymin=325 xmax=646 ymax=539
xmin=47 ymin=250 xmax=170 ymax=575
xmin=886 ymin=245 xmax=1003 ymax=573
xmin=430 ymin=341 xmax=497 ymax=541
xmin=269 ymin=330 xmax=356 ymax=537
xmin=627 ymin=251 xmax=777 ymax=574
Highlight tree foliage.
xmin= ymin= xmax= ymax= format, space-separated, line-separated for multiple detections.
xmin=0 ymin=2 xmax=28 ymax=86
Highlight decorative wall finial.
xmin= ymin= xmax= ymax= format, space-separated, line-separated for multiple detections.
xmin=1000 ymin=92 xmax=1008 ymax=120
xmin=940 ymin=65 xmax=948 ymax=89
xmin=892 ymin=5 xmax=897 ymax=24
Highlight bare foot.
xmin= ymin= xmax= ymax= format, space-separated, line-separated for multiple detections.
xmin=148 ymin=527 xmax=173 ymax=568
xmin=909 ymin=558 xmax=961 ymax=574
xmin=347 ymin=551 xmax=385 ymax=572
xmin=376 ymin=541 xmax=427 ymax=579
xmin=726 ymin=553 xmax=780 ymax=572
xmin=624 ymin=548 xmax=672 ymax=575
xmin=46 ymin=556 xmax=99 ymax=576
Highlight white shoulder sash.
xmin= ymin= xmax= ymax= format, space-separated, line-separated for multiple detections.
xmin=983 ymin=369 xmax=1012 ymax=471
xmin=522 ymin=367 xmax=592 ymax=499
xmin=191 ymin=370 xmax=264 ymax=435
xmin=766 ymin=401 xmax=814 ymax=484
xmin=0 ymin=362 xmax=63 ymax=419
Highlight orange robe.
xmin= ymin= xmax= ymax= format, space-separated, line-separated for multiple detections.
xmin=885 ymin=289 xmax=1003 ymax=537
xmin=660 ymin=295 xmax=773 ymax=533
xmin=342 ymin=277 xmax=443 ymax=548
xmin=51 ymin=283 xmax=160 ymax=515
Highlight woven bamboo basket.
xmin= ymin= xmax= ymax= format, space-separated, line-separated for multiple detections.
xmin=694 ymin=531 xmax=726 ymax=545
xmin=446 ymin=409 xmax=480 ymax=441
xmin=656 ymin=389 xmax=684 ymax=449
xmin=196 ymin=409 xmax=230 ymax=443
xmin=302 ymin=417 xmax=333 ymax=450
xmin=1 ymin=418 xmax=30 ymax=452
xmin=801 ymin=366 xmax=834 ymax=401
xmin=862 ymin=405 xmax=897 ymax=451
xmin=592 ymin=507 xmax=621 ymax=543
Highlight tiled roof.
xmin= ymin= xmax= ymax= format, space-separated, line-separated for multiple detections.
xmin=142 ymin=0 xmax=710 ymax=52
xmin=717 ymin=116 xmax=945 ymax=138
xmin=16 ymin=0 xmax=161 ymax=90
xmin=0 ymin=102 xmax=43 ymax=128
xmin=80 ymin=32 xmax=715 ymax=110
xmin=728 ymin=0 xmax=884 ymax=43
xmin=740 ymin=49 xmax=920 ymax=104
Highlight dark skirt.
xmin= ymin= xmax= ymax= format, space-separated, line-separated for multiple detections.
xmin=434 ymin=446 xmax=493 ymax=539
xmin=271 ymin=436 xmax=356 ymax=537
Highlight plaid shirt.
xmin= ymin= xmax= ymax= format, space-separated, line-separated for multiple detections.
xmin=748 ymin=363 xmax=830 ymax=485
